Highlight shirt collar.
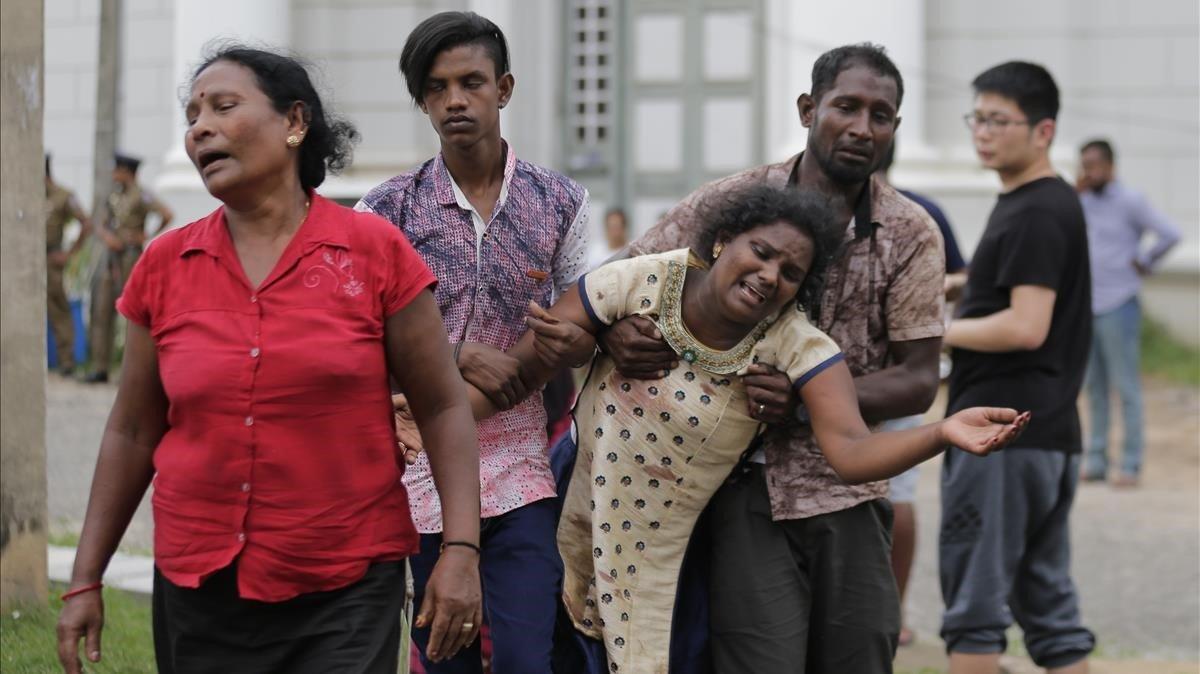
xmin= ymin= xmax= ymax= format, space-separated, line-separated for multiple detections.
xmin=1091 ymin=178 xmax=1119 ymax=197
xmin=787 ymin=151 xmax=879 ymax=239
xmin=180 ymin=192 xmax=349 ymax=259
xmin=432 ymin=140 xmax=518 ymax=210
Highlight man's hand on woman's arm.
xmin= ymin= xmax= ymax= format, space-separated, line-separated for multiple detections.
xmin=598 ymin=316 xmax=678 ymax=380
xmin=456 ymin=343 xmax=528 ymax=412
xmin=742 ymin=364 xmax=799 ymax=425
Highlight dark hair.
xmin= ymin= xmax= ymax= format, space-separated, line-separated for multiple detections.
xmin=191 ymin=44 xmax=359 ymax=191
xmin=1081 ymin=138 xmax=1115 ymax=163
xmin=972 ymin=61 xmax=1059 ymax=124
xmin=811 ymin=43 xmax=904 ymax=109
xmin=696 ymin=185 xmax=842 ymax=313
xmin=400 ymin=12 xmax=510 ymax=104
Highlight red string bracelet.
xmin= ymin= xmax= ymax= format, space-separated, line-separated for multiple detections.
xmin=60 ymin=582 xmax=103 ymax=601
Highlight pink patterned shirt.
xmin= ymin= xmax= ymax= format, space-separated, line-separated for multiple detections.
xmin=357 ymin=144 xmax=590 ymax=532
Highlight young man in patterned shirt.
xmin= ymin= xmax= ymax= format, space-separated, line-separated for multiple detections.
xmin=356 ymin=11 xmax=591 ymax=673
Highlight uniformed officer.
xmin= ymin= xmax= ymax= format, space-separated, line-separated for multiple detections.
xmin=45 ymin=155 xmax=93 ymax=375
xmin=85 ymin=152 xmax=173 ymax=383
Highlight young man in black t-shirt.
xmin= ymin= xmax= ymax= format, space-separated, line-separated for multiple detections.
xmin=940 ymin=62 xmax=1095 ymax=674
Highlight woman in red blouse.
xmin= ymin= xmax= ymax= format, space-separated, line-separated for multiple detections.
xmin=56 ymin=46 xmax=482 ymax=673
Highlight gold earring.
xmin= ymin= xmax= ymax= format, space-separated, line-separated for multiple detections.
xmin=713 ymin=243 xmax=724 ymax=260
xmin=286 ymin=135 xmax=302 ymax=148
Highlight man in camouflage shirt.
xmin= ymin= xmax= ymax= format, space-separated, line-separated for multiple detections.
xmin=86 ymin=153 xmax=173 ymax=383
xmin=44 ymin=155 xmax=93 ymax=375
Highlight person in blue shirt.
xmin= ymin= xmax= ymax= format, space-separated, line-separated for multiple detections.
xmin=1076 ymin=139 xmax=1180 ymax=487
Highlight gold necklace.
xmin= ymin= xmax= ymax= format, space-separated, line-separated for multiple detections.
xmin=653 ymin=259 xmax=774 ymax=374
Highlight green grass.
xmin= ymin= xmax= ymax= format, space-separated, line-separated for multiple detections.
xmin=1 ymin=587 xmax=154 ymax=673
xmin=1141 ymin=316 xmax=1200 ymax=388
xmin=46 ymin=530 xmax=80 ymax=549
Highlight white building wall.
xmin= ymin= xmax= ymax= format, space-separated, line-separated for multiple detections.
xmin=925 ymin=0 xmax=1198 ymax=263
xmin=923 ymin=0 xmax=1199 ymax=342
xmin=41 ymin=0 xmax=1200 ymax=340
xmin=45 ymin=0 xmax=564 ymax=218
xmin=45 ymin=0 xmax=174 ymax=209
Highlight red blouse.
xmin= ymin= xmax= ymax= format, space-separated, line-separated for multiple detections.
xmin=117 ymin=194 xmax=435 ymax=602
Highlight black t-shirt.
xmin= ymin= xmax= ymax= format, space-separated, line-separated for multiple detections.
xmin=948 ymin=177 xmax=1091 ymax=452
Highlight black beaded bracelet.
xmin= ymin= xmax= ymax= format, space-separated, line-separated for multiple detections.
xmin=440 ymin=540 xmax=481 ymax=555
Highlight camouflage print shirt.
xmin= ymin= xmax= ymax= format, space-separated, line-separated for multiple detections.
xmin=45 ymin=183 xmax=80 ymax=252
xmin=629 ymin=152 xmax=945 ymax=520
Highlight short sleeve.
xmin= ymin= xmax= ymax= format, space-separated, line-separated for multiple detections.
xmin=755 ymin=310 xmax=844 ymax=391
xmin=116 ymin=248 xmax=157 ymax=328
xmin=382 ymin=226 xmax=437 ymax=317
xmin=995 ymin=210 xmax=1068 ymax=291
xmin=551 ymin=191 xmax=591 ymax=299
xmin=628 ymin=172 xmax=754 ymax=257
xmin=886 ymin=218 xmax=946 ymax=342
xmin=578 ymin=254 xmax=671 ymax=330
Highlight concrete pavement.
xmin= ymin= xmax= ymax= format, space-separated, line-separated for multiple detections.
xmin=46 ymin=375 xmax=1200 ymax=665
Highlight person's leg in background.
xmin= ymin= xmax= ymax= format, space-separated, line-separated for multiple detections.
xmin=1011 ymin=453 xmax=1094 ymax=673
xmin=1083 ymin=315 xmax=1110 ymax=481
xmin=1109 ymin=297 xmax=1145 ymax=485
xmin=884 ymin=414 xmax=925 ymax=648
xmin=47 ymin=260 xmax=76 ymax=373
xmin=87 ymin=258 xmax=117 ymax=381
xmin=889 ymin=468 xmax=918 ymax=647
xmin=940 ymin=447 xmax=1023 ymax=674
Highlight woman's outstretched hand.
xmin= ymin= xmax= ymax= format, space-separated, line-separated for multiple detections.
xmin=941 ymin=408 xmax=1031 ymax=455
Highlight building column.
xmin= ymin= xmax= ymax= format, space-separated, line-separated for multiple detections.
xmin=1 ymin=0 xmax=48 ymax=609
xmin=155 ymin=0 xmax=291 ymax=226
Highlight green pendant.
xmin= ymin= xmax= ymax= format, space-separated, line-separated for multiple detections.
xmin=682 ymin=349 xmax=697 ymax=363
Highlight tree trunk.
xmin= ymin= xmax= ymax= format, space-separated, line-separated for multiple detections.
xmin=0 ymin=0 xmax=48 ymax=609
xmin=91 ymin=0 xmax=121 ymax=226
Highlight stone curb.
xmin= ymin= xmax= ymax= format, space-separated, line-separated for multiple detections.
xmin=48 ymin=545 xmax=153 ymax=596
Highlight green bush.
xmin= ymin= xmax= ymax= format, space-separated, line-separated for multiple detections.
xmin=1141 ymin=316 xmax=1200 ymax=388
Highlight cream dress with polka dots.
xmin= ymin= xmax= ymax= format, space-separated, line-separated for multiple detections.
xmin=560 ymin=249 xmax=843 ymax=672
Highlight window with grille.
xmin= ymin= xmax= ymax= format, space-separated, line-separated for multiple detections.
xmin=565 ymin=0 xmax=616 ymax=171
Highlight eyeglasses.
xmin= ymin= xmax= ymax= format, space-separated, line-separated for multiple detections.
xmin=963 ymin=114 xmax=1031 ymax=132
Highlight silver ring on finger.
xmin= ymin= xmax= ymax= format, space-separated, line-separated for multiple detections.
xmin=460 ymin=622 xmax=475 ymax=631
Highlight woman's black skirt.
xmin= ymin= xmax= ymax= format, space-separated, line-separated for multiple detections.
xmin=153 ymin=561 xmax=406 ymax=674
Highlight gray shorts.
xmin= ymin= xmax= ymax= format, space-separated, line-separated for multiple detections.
xmin=939 ymin=447 xmax=1095 ymax=668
